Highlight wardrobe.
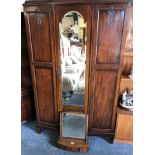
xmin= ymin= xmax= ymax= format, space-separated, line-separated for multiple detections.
xmin=23 ymin=0 xmax=131 ymax=140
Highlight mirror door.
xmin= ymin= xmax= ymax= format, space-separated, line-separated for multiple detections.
xmin=55 ymin=5 xmax=92 ymax=112
xmin=60 ymin=11 xmax=86 ymax=107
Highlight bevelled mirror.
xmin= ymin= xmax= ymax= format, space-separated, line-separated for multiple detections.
xmin=59 ymin=11 xmax=87 ymax=107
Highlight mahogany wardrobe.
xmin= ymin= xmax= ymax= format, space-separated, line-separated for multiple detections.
xmin=23 ymin=0 xmax=131 ymax=141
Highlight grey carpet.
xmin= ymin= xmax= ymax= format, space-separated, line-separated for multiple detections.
xmin=21 ymin=120 xmax=133 ymax=155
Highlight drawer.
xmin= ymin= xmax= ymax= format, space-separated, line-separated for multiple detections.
xmin=115 ymin=113 xmax=133 ymax=141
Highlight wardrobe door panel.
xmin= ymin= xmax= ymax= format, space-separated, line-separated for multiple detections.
xmin=35 ymin=68 xmax=55 ymax=123
xmin=89 ymin=3 xmax=130 ymax=133
xmin=55 ymin=4 xmax=92 ymax=113
xmin=93 ymin=71 xmax=117 ymax=129
xmin=96 ymin=10 xmax=125 ymax=64
xmin=24 ymin=5 xmax=58 ymax=129
xmin=28 ymin=13 xmax=52 ymax=62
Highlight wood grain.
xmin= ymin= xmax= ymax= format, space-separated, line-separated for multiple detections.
xmin=24 ymin=0 xmax=130 ymax=4
xmin=115 ymin=111 xmax=133 ymax=141
xmin=23 ymin=4 xmax=58 ymax=130
xmin=28 ymin=12 xmax=52 ymax=62
xmin=89 ymin=3 xmax=130 ymax=136
xmin=23 ymin=1 xmax=131 ymax=137
xmin=35 ymin=68 xmax=55 ymax=123
xmin=96 ymin=9 xmax=125 ymax=64
xmin=58 ymin=138 xmax=88 ymax=152
xmin=93 ymin=71 xmax=117 ymax=129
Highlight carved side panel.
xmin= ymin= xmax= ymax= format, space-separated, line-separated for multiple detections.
xmin=28 ymin=13 xmax=52 ymax=62
xmin=89 ymin=3 xmax=130 ymax=133
xmin=35 ymin=68 xmax=55 ymax=123
xmin=96 ymin=9 xmax=125 ymax=64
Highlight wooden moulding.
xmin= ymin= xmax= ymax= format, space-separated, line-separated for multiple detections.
xmin=24 ymin=0 xmax=131 ymax=4
xmin=57 ymin=138 xmax=88 ymax=152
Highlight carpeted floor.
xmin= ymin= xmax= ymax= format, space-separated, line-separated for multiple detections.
xmin=21 ymin=120 xmax=133 ymax=155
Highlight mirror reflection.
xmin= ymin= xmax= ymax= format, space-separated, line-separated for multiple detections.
xmin=59 ymin=11 xmax=87 ymax=106
xmin=62 ymin=112 xmax=86 ymax=139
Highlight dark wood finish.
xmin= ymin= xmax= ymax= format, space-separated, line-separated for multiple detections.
xmin=89 ymin=3 xmax=130 ymax=136
xmin=28 ymin=12 xmax=52 ymax=62
xmin=114 ymin=107 xmax=133 ymax=143
xmin=21 ymin=12 xmax=34 ymax=123
xmin=21 ymin=86 xmax=34 ymax=122
xmin=92 ymin=71 xmax=117 ymax=129
xmin=23 ymin=1 xmax=131 ymax=139
xmin=96 ymin=64 xmax=119 ymax=70
xmin=35 ymin=68 xmax=54 ymax=123
xmin=25 ymin=0 xmax=130 ymax=4
xmin=32 ymin=61 xmax=52 ymax=68
xmin=96 ymin=10 xmax=125 ymax=64
xmin=23 ymin=4 xmax=58 ymax=131
xmin=54 ymin=4 xmax=92 ymax=113
xmin=21 ymin=12 xmax=32 ymax=89
xmin=61 ymin=106 xmax=84 ymax=113
xmin=58 ymin=138 xmax=88 ymax=152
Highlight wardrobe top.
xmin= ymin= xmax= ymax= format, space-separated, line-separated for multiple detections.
xmin=24 ymin=0 xmax=131 ymax=5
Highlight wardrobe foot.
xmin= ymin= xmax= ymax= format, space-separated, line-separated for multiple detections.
xmin=36 ymin=126 xmax=42 ymax=134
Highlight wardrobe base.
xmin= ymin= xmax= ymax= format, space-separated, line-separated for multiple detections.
xmin=35 ymin=122 xmax=58 ymax=133
xmin=58 ymin=138 xmax=88 ymax=152
xmin=35 ymin=122 xmax=114 ymax=143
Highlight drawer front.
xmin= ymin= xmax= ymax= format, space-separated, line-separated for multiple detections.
xmin=115 ymin=114 xmax=133 ymax=140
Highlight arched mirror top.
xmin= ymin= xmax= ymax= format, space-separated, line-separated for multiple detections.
xmin=59 ymin=11 xmax=87 ymax=39
xmin=62 ymin=11 xmax=86 ymax=22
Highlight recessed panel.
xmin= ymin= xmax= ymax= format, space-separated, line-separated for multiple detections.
xmin=93 ymin=70 xmax=117 ymax=129
xmin=35 ymin=68 xmax=54 ymax=122
xmin=96 ymin=9 xmax=125 ymax=64
xmin=29 ymin=13 xmax=52 ymax=62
